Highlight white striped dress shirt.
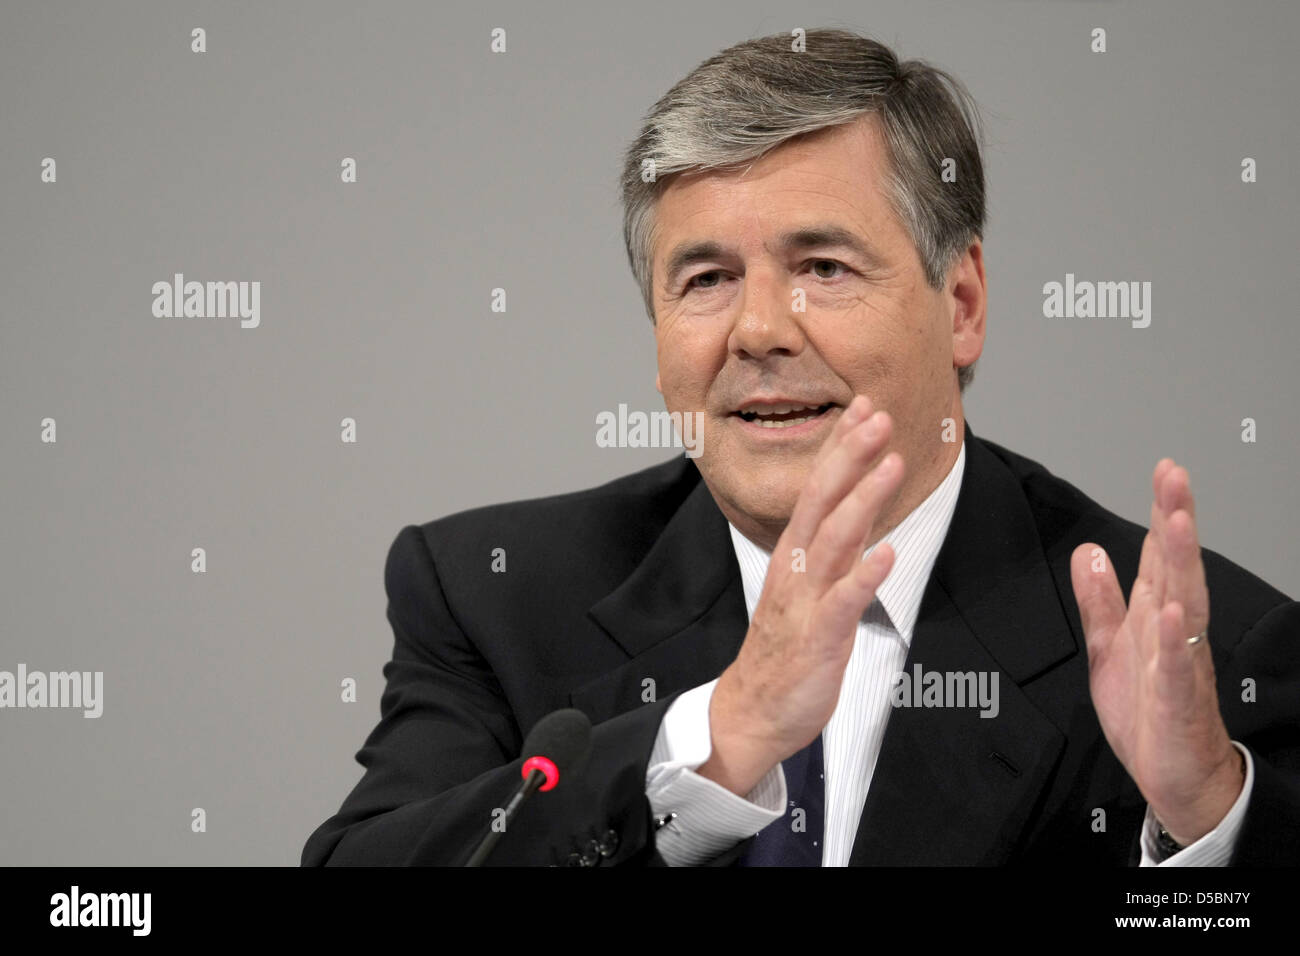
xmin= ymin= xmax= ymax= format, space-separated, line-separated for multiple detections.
xmin=643 ymin=436 xmax=1252 ymax=865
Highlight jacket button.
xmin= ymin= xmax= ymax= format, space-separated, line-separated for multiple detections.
xmin=580 ymin=841 xmax=602 ymax=867
xmin=597 ymin=829 xmax=620 ymax=857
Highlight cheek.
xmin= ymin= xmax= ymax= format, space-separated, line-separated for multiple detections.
xmin=657 ymin=328 xmax=722 ymax=405
xmin=820 ymin=286 xmax=936 ymax=387
xmin=815 ymin=318 xmax=903 ymax=390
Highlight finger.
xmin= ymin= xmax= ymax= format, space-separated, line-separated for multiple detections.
xmin=1157 ymin=459 xmax=1195 ymax=523
xmin=783 ymin=395 xmax=873 ymax=545
xmin=1152 ymin=463 xmax=1203 ymax=625
xmin=785 ymin=405 xmax=891 ymax=549
xmin=1132 ymin=531 xmax=1164 ymax=658
xmin=1144 ymin=458 xmax=1177 ymax=603
xmin=816 ymin=542 xmax=895 ymax=640
xmin=1154 ymin=601 xmax=1202 ymax=715
xmin=1070 ymin=543 xmax=1128 ymax=663
xmin=1142 ymin=507 xmax=1165 ymax=604
xmin=811 ymin=393 xmax=873 ymax=470
xmin=805 ymin=450 xmax=903 ymax=588
xmin=1162 ymin=505 xmax=1210 ymax=640
xmin=1152 ymin=457 xmax=1177 ymax=503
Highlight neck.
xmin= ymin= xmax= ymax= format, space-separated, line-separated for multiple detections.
xmin=727 ymin=414 xmax=965 ymax=555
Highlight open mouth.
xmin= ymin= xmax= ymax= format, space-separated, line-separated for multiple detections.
xmin=735 ymin=402 xmax=837 ymax=428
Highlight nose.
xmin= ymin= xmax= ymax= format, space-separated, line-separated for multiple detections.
xmin=726 ymin=266 xmax=806 ymax=361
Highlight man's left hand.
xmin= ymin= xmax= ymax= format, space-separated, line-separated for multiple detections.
xmin=1070 ymin=458 xmax=1244 ymax=846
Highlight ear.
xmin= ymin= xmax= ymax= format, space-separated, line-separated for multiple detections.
xmin=949 ymin=240 xmax=987 ymax=373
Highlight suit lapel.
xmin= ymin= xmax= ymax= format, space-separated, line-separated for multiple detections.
xmin=572 ymin=471 xmax=749 ymax=721
xmin=847 ymin=424 xmax=1076 ymax=864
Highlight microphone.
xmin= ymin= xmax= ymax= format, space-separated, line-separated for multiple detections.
xmin=465 ymin=708 xmax=592 ymax=866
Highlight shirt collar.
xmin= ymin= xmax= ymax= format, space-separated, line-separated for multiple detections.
xmin=727 ymin=436 xmax=966 ymax=647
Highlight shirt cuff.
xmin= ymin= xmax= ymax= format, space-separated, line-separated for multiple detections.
xmin=645 ymin=678 xmax=786 ymax=866
xmin=1139 ymin=741 xmax=1254 ymax=867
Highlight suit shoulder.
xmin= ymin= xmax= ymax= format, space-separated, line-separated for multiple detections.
xmin=395 ymin=455 xmax=697 ymax=566
xmin=977 ymin=435 xmax=1148 ymax=545
xmin=975 ymin=433 xmax=1292 ymax=626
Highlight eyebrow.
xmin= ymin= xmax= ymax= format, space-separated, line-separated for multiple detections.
xmin=662 ymin=224 xmax=887 ymax=289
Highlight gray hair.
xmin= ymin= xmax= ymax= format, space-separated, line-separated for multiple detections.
xmin=619 ymin=28 xmax=987 ymax=393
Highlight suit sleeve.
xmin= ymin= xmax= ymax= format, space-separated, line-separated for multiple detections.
xmin=301 ymin=524 xmax=678 ymax=866
xmin=1220 ymin=598 xmax=1300 ymax=864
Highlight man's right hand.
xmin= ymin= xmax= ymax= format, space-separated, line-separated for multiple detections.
xmin=697 ymin=395 xmax=903 ymax=797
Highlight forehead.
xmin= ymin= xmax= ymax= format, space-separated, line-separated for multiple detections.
xmin=651 ymin=115 xmax=897 ymax=265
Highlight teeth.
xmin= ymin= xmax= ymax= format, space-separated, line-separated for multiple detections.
xmin=736 ymin=401 xmax=834 ymax=427
xmin=741 ymin=403 xmax=819 ymax=415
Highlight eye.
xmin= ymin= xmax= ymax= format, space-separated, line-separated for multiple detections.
xmin=808 ymin=259 xmax=848 ymax=280
xmin=684 ymin=270 xmax=725 ymax=292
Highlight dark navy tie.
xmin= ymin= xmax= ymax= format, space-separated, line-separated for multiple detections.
xmin=737 ymin=732 xmax=825 ymax=866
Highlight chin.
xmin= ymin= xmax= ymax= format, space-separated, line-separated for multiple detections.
xmin=719 ymin=470 xmax=804 ymax=531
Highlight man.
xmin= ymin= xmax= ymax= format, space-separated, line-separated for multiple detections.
xmin=301 ymin=29 xmax=1299 ymax=866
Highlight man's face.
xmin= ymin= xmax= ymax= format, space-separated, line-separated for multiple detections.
xmin=651 ymin=115 xmax=983 ymax=547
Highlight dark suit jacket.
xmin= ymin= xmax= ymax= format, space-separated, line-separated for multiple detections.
xmin=301 ymin=422 xmax=1300 ymax=866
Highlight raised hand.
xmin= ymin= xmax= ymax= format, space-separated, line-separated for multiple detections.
xmin=1070 ymin=459 xmax=1244 ymax=845
xmin=699 ymin=395 xmax=903 ymax=796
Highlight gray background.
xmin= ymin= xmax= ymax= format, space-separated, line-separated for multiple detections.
xmin=2 ymin=0 xmax=1295 ymax=865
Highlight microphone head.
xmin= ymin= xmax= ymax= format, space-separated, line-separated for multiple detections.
xmin=520 ymin=708 xmax=592 ymax=791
